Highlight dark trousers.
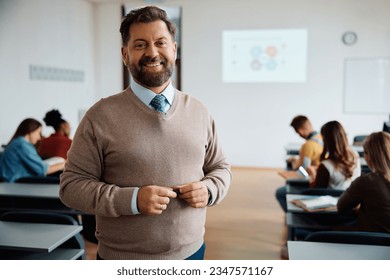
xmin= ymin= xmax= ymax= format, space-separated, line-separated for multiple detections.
xmin=97 ymin=243 xmax=206 ymax=260
xmin=275 ymin=186 xmax=288 ymax=212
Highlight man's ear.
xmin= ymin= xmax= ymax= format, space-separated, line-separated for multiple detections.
xmin=121 ymin=46 xmax=128 ymax=66
xmin=173 ymin=41 xmax=177 ymax=60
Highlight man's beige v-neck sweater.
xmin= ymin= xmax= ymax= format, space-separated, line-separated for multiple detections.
xmin=60 ymin=87 xmax=231 ymax=259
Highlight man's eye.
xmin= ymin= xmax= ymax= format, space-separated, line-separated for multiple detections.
xmin=157 ymin=41 xmax=167 ymax=46
xmin=134 ymin=43 xmax=146 ymax=49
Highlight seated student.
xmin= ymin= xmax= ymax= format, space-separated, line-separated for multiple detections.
xmin=0 ymin=118 xmax=65 ymax=182
xmin=276 ymin=115 xmax=323 ymax=259
xmin=286 ymin=115 xmax=324 ymax=170
xmin=307 ymin=121 xmax=361 ymax=190
xmin=276 ymin=115 xmax=324 ymax=212
xmin=38 ymin=109 xmax=72 ymax=160
xmin=337 ymin=132 xmax=390 ymax=233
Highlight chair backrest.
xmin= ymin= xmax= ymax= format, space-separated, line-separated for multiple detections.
xmin=300 ymin=188 xmax=344 ymax=197
xmin=16 ymin=176 xmax=60 ymax=184
xmin=0 ymin=211 xmax=86 ymax=259
xmin=353 ymin=135 xmax=368 ymax=146
xmin=304 ymin=230 xmax=390 ymax=246
xmin=0 ymin=151 xmax=3 ymax=180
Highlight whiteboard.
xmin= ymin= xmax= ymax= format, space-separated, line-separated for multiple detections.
xmin=344 ymin=58 xmax=390 ymax=114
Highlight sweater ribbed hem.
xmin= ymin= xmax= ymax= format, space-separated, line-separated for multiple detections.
xmin=97 ymin=239 xmax=204 ymax=260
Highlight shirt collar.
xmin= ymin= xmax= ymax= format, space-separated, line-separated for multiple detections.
xmin=130 ymin=77 xmax=175 ymax=107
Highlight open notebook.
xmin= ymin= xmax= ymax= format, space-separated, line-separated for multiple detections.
xmin=290 ymin=195 xmax=338 ymax=212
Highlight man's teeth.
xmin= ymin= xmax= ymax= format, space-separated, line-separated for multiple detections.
xmin=145 ymin=62 xmax=161 ymax=67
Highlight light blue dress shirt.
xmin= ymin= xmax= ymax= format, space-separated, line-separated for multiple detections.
xmin=130 ymin=77 xmax=175 ymax=113
xmin=129 ymin=78 xmax=175 ymax=214
xmin=0 ymin=137 xmax=48 ymax=182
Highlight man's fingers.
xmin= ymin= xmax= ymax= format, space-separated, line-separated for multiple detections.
xmin=157 ymin=187 xmax=177 ymax=198
xmin=138 ymin=186 xmax=177 ymax=215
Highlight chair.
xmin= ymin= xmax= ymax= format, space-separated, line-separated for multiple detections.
xmin=352 ymin=135 xmax=367 ymax=146
xmin=16 ymin=176 xmax=60 ymax=184
xmin=11 ymin=177 xmax=97 ymax=245
xmin=287 ymin=189 xmax=354 ymax=241
xmin=81 ymin=214 xmax=98 ymax=244
xmin=299 ymin=188 xmax=344 ymax=197
xmin=304 ymin=230 xmax=390 ymax=246
xmin=0 ymin=210 xmax=86 ymax=259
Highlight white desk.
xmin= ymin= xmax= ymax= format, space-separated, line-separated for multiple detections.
xmin=288 ymin=240 xmax=390 ymax=260
xmin=0 ymin=182 xmax=81 ymax=215
xmin=0 ymin=221 xmax=82 ymax=252
xmin=0 ymin=248 xmax=85 ymax=260
xmin=0 ymin=183 xmax=60 ymax=198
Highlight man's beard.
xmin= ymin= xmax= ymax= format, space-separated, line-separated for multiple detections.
xmin=129 ymin=56 xmax=174 ymax=88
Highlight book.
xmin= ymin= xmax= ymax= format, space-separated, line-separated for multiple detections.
xmin=43 ymin=156 xmax=65 ymax=166
xmin=290 ymin=195 xmax=338 ymax=212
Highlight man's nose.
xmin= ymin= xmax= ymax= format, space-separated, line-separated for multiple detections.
xmin=145 ymin=45 xmax=159 ymax=58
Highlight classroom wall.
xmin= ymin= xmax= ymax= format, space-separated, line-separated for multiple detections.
xmin=1 ymin=0 xmax=389 ymax=168
xmin=0 ymin=0 xmax=97 ymax=141
xmin=131 ymin=0 xmax=390 ymax=167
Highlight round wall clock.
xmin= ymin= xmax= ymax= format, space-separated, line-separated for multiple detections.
xmin=342 ymin=31 xmax=357 ymax=45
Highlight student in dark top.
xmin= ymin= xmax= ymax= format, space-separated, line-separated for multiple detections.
xmin=337 ymin=131 xmax=390 ymax=233
xmin=39 ymin=109 xmax=72 ymax=160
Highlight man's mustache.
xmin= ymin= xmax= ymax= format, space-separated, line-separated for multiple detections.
xmin=139 ymin=56 xmax=166 ymax=66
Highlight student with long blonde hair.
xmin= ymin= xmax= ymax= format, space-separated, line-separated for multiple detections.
xmin=337 ymin=131 xmax=390 ymax=233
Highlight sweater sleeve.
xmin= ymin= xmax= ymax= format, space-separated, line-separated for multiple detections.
xmin=201 ymin=116 xmax=232 ymax=205
xmin=59 ymin=115 xmax=137 ymax=217
xmin=337 ymin=176 xmax=363 ymax=213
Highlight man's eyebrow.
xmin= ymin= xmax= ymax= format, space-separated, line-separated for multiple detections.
xmin=132 ymin=36 xmax=169 ymax=42
xmin=132 ymin=39 xmax=146 ymax=43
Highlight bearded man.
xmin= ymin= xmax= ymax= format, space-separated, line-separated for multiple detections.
xmin=59 ymin=6 xmax=231 ymax=260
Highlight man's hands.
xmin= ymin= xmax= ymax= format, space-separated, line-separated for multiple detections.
xmin=174 ymin=181 xmax=210 ymax=208
xmin=137 ymin=185 xmax=177 ymax=215
xmin=137 ymin=181 xmax=210 ymax=215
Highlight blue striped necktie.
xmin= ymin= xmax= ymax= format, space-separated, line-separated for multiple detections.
xmin=150 ymin=94 xmax=166 ymax=112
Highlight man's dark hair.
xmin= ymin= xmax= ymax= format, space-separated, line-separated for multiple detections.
xmin=120 ymin=6 xmax=177 ymax=46
xmin=290 ymin=115 xmax=309 ymax=130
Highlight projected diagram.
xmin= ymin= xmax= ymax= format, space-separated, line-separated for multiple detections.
xmin=222 ymin=29 xmax=307 ymax=83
